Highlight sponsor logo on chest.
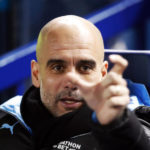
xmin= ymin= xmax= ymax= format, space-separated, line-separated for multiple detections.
xmin=53 ymin=141 xmax=81 ymax=150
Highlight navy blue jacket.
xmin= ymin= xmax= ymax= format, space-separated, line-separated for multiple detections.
xmin=0 ymin=86 xmax=150 ymax=150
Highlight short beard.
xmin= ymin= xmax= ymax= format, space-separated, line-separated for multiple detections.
xmin=55 ymin=89 xmax=84 ymax=102
xmin=40 ymin=86 xmax=85 ymax=117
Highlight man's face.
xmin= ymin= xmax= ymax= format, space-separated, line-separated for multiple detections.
xmin=32 ymin=25 xmax=107 ymax=117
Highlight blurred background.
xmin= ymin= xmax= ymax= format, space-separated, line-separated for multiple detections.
xmin=0 ymin=0 xmax=150 ymax=103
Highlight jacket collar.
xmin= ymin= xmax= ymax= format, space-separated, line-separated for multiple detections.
xmin=21 ymin=86 xmax=93 ymax=148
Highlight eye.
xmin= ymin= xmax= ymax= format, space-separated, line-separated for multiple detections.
xmin=52 ymin=65 xmax=65 ymax=73
xmin=79 ymin=65 xmax=93 ymax=74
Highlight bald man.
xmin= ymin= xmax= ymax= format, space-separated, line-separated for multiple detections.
xmin=0 ymin=15 xmax=150 ymax=150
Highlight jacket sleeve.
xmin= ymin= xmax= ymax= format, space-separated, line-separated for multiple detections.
xmin=91 ymin=108 xmax=150 ymax=150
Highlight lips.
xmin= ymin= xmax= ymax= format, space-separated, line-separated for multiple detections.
xmin=59 ymin=98 xmax=83 ymax=109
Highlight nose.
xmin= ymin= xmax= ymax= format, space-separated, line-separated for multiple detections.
xmin=63 ymin=71 xmax=79 ymax=91
xmin=64 ymin=82 xmax=77 ymax=91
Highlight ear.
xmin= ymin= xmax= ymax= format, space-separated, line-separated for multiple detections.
xmin=31 ymin=60 xmax=40 ymax=88
xmin=101 ymin=61 xmax=108 ymax=78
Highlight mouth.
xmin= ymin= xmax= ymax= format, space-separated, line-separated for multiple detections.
xmin=59 ymin=98 xmax=83 ymax=110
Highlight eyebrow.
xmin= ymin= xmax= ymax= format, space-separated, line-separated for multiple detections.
xmin=77 ymin=60 xmax=96 ymax=67
xmin=46 ymin=59 xmax=66 ymax=67
xmin=46 ymin=59 xmax=96 ymax=68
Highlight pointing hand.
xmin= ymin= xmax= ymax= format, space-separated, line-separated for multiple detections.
xmin=76 ymin=55 xmax=130 ymax=125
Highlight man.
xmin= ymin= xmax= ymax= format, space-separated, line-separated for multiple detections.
xmin=0 ymin=15 xmax=150 ymax=150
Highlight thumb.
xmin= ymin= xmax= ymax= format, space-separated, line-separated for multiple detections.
xmin=75 ymin=78 xmax=96 ymax=95
xmin=109 ymin=54 xmax=128 ymax=76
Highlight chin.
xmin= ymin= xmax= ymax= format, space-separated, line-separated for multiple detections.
xmin=54 ymin=108 xmax=80 ymax=117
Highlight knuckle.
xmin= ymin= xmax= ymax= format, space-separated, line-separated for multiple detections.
xmin=124 ymin=59 xmax=128 ymax=67
xmin=109 ymin=97 xmax=118 ymax=105
xmin=108 ymin=86 xmax=115 ymax=95
xmin=122 ymin=79 xmax=127 ymax=86
xmin=119 ymin=55 xmax=128 ymax=67
xmin=126 ymin=96 xmax=130 ymax=103
xmin=126 ymin=88 xmax=130 ymax=95
xmin=122 ymin=96 xmax=130 ymax=105
xmin=122 ymin=86 xmax=130 ymax=95
xmin=109 ymin=72 xmax=117 ymax=81
xmin=109 ymin=96 xmax=130 ymax=107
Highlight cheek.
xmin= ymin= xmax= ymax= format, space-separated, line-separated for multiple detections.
xmin=83 ymin=69 xmax=103 ymax=83
xmin=90 ymin=72 xmax=102 ymax=83
xmin=41 ymin=75 xmax=63 ymax=95
xmin=40 ymin=77 xmax=62 ymax=106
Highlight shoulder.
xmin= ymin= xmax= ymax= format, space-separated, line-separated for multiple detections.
xmin=0 ymin=96 xmax=32 ymax=132
xmin=0 ymin=95 xmax=32 ymax=133
xmin=0 ymin=96 xmax=23 ymax=125
xmin=0 ymin=96 xmax=33 ymax=149
xmin=134 ymin=106 xmax=150 ymax=138
xmin=0 ymin=96 xmax=22 ymax=119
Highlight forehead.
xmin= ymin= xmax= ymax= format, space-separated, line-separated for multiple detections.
xmin=46 ymin=49 xmax=100 ymax=61
xmin=40 ymin=42 xmax=103 ymax=65
xmin=38 ymin=23 xmax=104 ymax=63
xmin=45 ymin=24 xmax=96 ymax=47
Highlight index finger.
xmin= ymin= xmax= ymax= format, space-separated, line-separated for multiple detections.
xmin=109 ymin=54 xmax=128 ymax=76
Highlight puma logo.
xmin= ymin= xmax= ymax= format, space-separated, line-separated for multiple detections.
xmin=0 ymin=121 xmax=18 ymax=135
